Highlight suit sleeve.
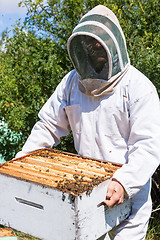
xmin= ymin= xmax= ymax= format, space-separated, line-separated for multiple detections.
xmin=113 ymin=85 xmax=160 ymax=198
xmin=15 ymin=76 xmax=70 ymax=158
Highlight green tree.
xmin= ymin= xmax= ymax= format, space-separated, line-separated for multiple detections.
xmin=1 ymin=0 xmax=159 ymax=136
xmin=0 ymin=25 xmax=70 ymax=135
xmin=0 ymin=0 xmax=159 ymax=159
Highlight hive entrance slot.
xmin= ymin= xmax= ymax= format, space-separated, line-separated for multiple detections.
xmin=15 ymin=197 xmax=44 ymax=210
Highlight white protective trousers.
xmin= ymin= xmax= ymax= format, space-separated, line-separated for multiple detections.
xmin=99 ymin=180 xmax=152 ymax=240
xmin=16 ymin=65 xmax=160 ymax=239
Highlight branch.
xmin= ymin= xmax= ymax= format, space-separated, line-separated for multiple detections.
xmin=39 ymin=3 xmax=56 ymax=18
xmin=152 ymin=176 xmax=160 ymax=190
xmin=152 ymin=207 xmax=160 ymax=213
xmin=138 ymin=0 xmax=145 ymax=13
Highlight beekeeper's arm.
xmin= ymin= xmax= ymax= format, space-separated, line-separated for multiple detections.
xmin=105 ymin=85 xmax=160 ymax=207
xmin=15 ymin=73 xmax=71 ymax=158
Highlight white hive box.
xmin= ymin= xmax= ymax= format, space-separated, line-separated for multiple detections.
xmin=0 ymin=149 xmax=131 ymax=240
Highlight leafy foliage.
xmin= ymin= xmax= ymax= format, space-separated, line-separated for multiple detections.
xmin=0 ymin=120 xmax=23 ymax=162
xmin=0 ymin=26 xmax=69 ymax=135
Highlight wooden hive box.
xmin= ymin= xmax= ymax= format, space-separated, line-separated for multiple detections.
xmin=0 ymin=149 xmax=131 ymax=240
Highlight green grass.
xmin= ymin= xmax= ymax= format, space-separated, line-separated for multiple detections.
xmin=146 ymin=207 xmax=160 ymax=240
xmin=0 ymin=225 xmax=39 ymax=240
xmin=13 ymin=230 xmax=40 ymax=240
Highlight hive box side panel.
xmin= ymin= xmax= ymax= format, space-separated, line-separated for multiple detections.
xmin=0 ymin=174 xmax=76 ymax=240
xmin=75 ymin=180 xmax=131 ymax=240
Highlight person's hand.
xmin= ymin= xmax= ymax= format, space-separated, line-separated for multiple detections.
xmin=103 ymin=179 xmax=125 ymax=208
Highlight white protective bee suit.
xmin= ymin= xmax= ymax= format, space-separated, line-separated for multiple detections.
xmin=16 ymin=5 xmax=160 ymax=240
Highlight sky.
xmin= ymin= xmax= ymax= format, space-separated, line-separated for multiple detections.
xmin=0 ymin=0 xmax=27 ymax=35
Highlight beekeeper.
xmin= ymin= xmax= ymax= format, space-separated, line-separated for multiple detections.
xmin=16 ymin=5 xmax=160 ymax=240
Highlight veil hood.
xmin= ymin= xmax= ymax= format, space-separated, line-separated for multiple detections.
xmin=67 ymin=5 xmax=130 ymax=96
